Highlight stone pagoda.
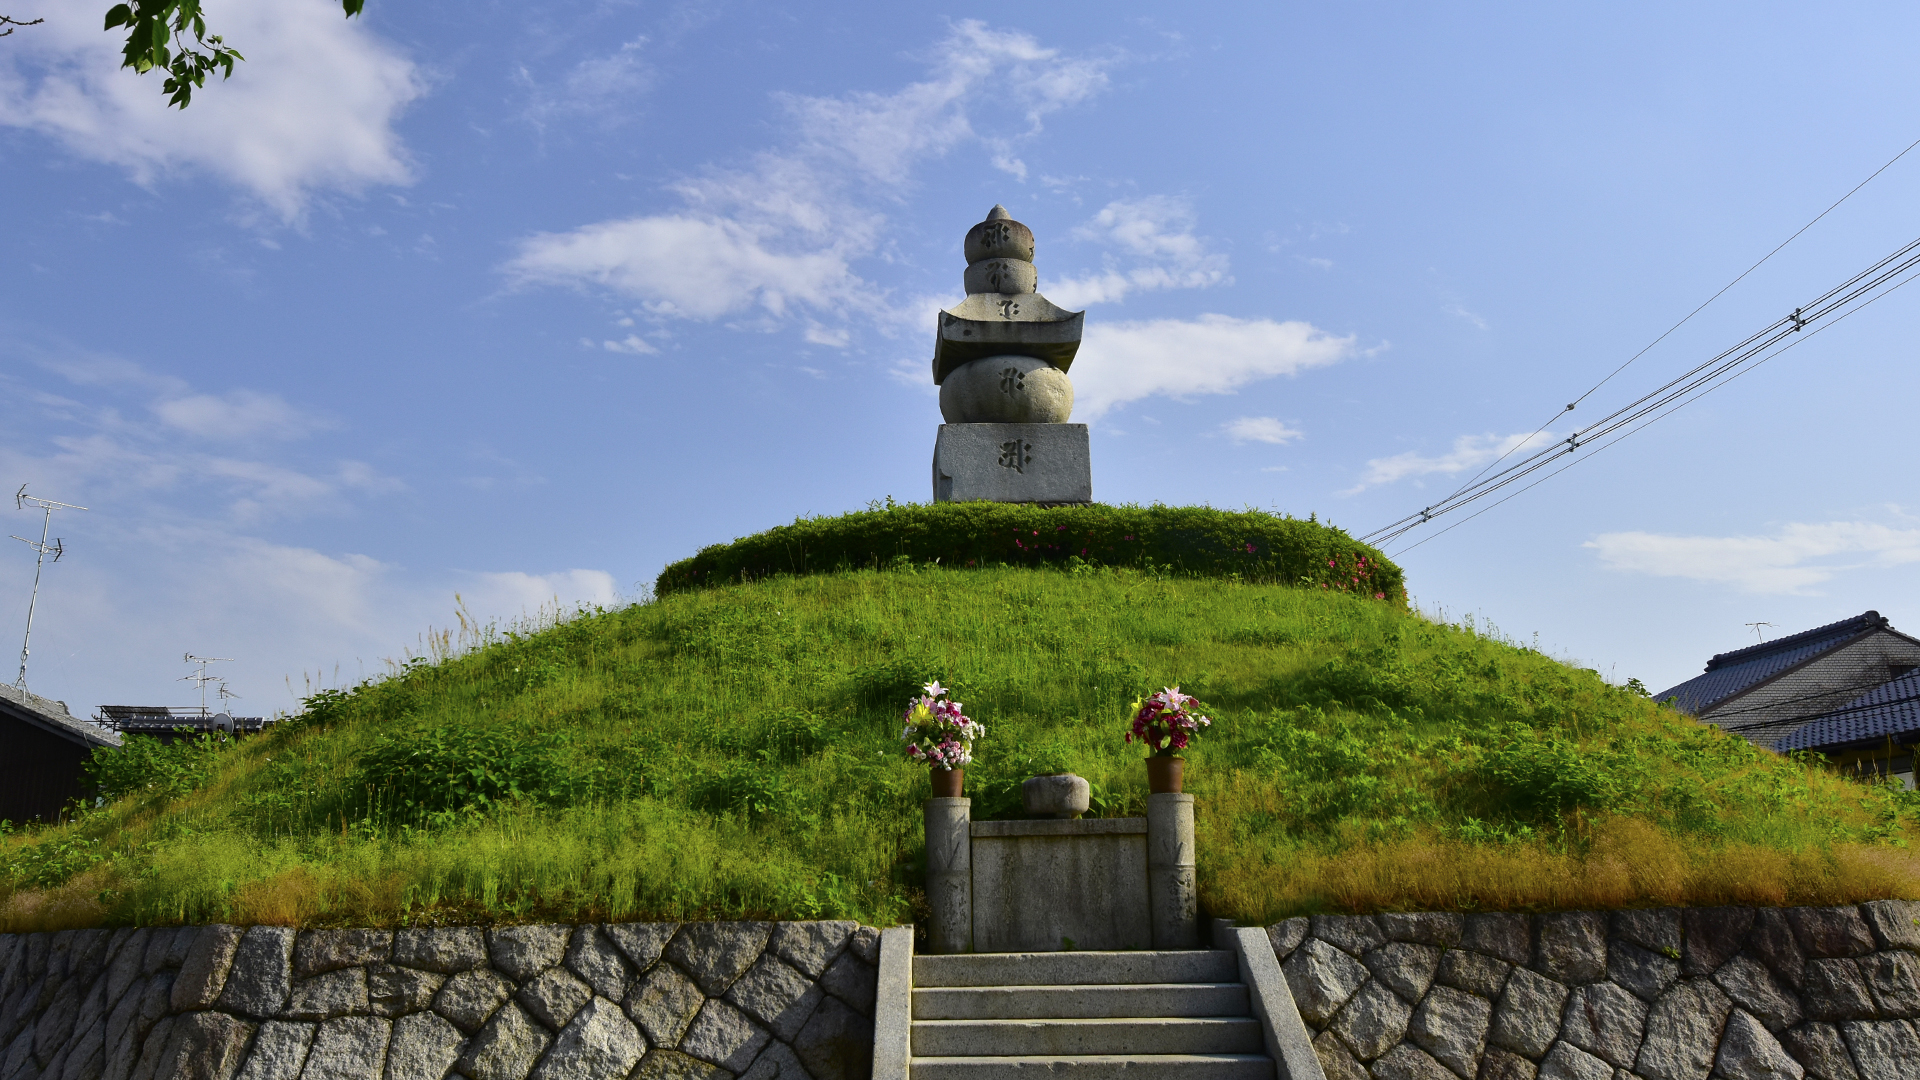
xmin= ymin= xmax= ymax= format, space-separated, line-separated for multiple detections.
xmin=930 ymin=205 xmax=1092 ymax=504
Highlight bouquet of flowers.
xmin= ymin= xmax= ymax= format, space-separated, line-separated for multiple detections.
xmin=1125 ymin=686 xmax=1211 ymax=756
xmin=902 ymin=681 xmax=983 ymax=770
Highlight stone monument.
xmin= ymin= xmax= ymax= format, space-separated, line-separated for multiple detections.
xmin=931 ymin=206 xmax=1092 ymax=504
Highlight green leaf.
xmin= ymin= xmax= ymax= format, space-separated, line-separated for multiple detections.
xmin=103 ymin=4 xmax=134 ymax=30
xmin=341 ymin=0 xmax=365 ymax=15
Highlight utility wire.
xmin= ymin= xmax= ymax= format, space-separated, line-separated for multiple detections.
xmin=1386 ymin=250 xmax=1920 ymax=557
xmin=1366 ymin=231 xmax=1920 ymax=549
xmin=1432 ymin=136 xmax=1920 ymax=509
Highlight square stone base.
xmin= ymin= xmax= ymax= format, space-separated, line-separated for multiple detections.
xmin=933 ymin=423 xmax=1091 ymax=504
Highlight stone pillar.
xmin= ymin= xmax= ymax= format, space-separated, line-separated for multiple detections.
xmin=925 ymin=798 xmax=972 ymax=954
xmin=1147 ymin=793 xmax=1197 ymax=949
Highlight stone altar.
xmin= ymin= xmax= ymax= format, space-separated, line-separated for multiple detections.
xmin=931 ymin=206 xmax=1092 ymax=504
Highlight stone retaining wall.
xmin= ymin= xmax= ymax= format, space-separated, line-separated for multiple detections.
xmin=1272 ymin=901 xmax=1920 ymax=1080
xmin=0 ymin=921 xmax=878 ymax=1080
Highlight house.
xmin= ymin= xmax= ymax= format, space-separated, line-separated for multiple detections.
xmin=0 ymin=681 xmax=121 ymax=824
xmin=97 ymin=705 xmax=271 ymax=744
xmin=1654 ymin=610 xmax=1920 ymax=789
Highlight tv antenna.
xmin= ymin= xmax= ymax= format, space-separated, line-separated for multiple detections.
xmin=215 ymin=681 xmax=241 ymax=711
xmin=181 ymin=653 xmax=235 ymax=715
xmin=1745 ymin=621 xmax=1775 ymax=641
xmin=12 ymin=485 xmax=87 ymax=690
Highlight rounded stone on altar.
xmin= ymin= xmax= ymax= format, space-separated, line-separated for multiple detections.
xmin=939 ymin=355 xmax=1073 ymax=424
xmin=963 ymin=258 xmax=1037 ymax=296
xmin=1022 ymin=773 xmax=1091 ymax=819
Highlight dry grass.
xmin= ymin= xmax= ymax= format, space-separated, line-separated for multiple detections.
xmin=1205 ymin=816 xmax=1920 ymax=920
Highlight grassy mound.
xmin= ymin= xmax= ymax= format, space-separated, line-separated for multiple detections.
xmin=656 ymin=502 xmax=1403 ymax=600
xmin=3 ymin=566 xmax=1915 ymax=932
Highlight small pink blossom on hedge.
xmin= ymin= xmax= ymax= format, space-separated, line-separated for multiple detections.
xmin=1125 ymin=686 xmax=1211 ymax=756
xmin=902 ymin=681 xmax=984 ymax=770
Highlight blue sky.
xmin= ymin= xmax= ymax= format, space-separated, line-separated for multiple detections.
xmin=6 ymin=1 xmax=1920 ymax=714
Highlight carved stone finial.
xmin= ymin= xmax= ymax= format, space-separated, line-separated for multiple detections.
xmin=986 ymin=204 xmax=1012 ymax=220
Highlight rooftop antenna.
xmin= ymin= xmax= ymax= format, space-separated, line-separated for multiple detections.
xmin=1744 ymin=621 xmax=1775 ymax=641
xmin=181 ymin=653 xmax=234 ymax=715
xmin=215 ymin=680 xmax=241 ymax=712
xmin=12 ymin=485 xmax=88 ymax=690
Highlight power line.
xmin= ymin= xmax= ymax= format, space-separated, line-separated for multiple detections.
xmin=1429 ymin=136 xmax=1920 ymax=514
xmin=1366 ymin=230 xmax=1920 ymax=549
xmin=1384 ymin=264 xmax=1920 ymax=558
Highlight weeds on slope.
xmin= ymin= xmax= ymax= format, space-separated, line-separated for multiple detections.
xmin=2 ymin=564 xmax=1915 ymax=930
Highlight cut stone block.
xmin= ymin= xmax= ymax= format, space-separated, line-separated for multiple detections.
xmin=383 ymin=1011 xmax=463 ymax=1080
xmin=300 ymin=1015 xmax=390 ymax=1080
xmin=1284 ymin=938 xmax=1369 ymax=1028
xmin=216 ymin=926 xmax=296 ymax=1019
xmin=1491 ymin=968 xmax=1569 ymax=1059
xmin=1437 ymin=948 xmax=1512 ymax=999
xmin=391 ymin=929 xmax=486 ymax=975
xmin=1633 ymin=979 xmax=1731 ymax=1080
xmin=1715 ymin=1009 xmax=1806 ymax=1080
xmin=1407 ymin=984 xmax=1492 ymax=1077
xmin=1364 ymin=942 xmax=1441 ymax=1003
xmin=530 ymin=997 xmax=645 ymax=1080
xmin=768 ymin=922 xmax=856 ymax=980
xmin=667 ymin=924 xmax=772 ymax=998
xmin=488 ymin=926 xmax=573 ymax=983
xmin=603 ymin=924 xmax=678 ymax=975
xmin=624 ymin=963 xmax=706 ymax=1048
xmin=932 ymin=424 xmax=1091 ymax=504
xmin=1328 ymin=979 xmax=1409 ymax=1061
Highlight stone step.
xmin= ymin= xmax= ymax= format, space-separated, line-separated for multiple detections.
xmin=910 ymin=1054 xmax=1274 ymax=1080
xmin=913 ymin=1017 xmax=1266 ymax=1057
xmin=914 ymin=951 xmax=1238 ymax=988
xmin=912 ymin=983 xmax=1251 ymax=1021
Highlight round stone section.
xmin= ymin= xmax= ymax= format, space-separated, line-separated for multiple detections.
xmin=963 ymin=258 xmax=1037 ymax=295
xmin=1021 ymin=773 xmax=1091 ymax=819
xmin=939 ymin=355 xmax=1073 ymax=424
xmin=963 ymin=205 xmax=1036 ymax=263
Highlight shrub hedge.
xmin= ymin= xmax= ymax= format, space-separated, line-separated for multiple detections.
xmin=655 ymin=502 xmax=1404 ymax=600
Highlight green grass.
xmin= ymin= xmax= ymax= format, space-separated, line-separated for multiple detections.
xmin=4 ymin=563 xmax=1916 ymax=931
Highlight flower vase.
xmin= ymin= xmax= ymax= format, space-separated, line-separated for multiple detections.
xmin=930 ymin=766 xmax=965 ymax=798
xmin=1146 ymin=755 xmax=1184 ymax=794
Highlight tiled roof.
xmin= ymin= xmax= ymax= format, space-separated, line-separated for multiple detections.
xmin=1777 ymin=669 xmax=1920 ymax=752
xmin=1653 ymin=610 xmax=1888 ymax=715
xmin=0 ymin=682 xmax=121 ymax=749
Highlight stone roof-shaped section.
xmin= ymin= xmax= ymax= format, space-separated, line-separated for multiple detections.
xmin=1655 ymin=610 xmax=1891 ymax=715
xmin=0 ymin=681 xmax=120 ymax=749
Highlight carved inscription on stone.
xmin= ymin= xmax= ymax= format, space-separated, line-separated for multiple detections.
xmin=996 ymin=299 xmax=1021 ymax=319
xmin=999 ymin=367 xmax=1025 ymax=394
xmin=998 ymin=440 xmax=1032 ymax=474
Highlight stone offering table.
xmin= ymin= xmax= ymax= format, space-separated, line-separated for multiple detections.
xmin=922 ymin=795 xmax=1198 ymax=954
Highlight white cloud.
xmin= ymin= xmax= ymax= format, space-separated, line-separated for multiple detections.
xmin=1071 ymin=314 xmax=1354 ymax=420
xmin=504 ymin=20 xmax=1110 ymax=335
xmin=463 ymin=569 xmax=622 ymax=618
xmin=1444 ymin=303 xmax=1489 ymax=330
xmin=1048 ymin=197 xmax=1230 ymax=308
xmin=2 ymin=357 xmax=618 ymax=713
xmin=1585 ymin=522 xmax=1920 ymax=595
xmin=602 ymin=335 xmax=659 ymax=355
xmin=0 ymin=0 xmax=425 ymax=220
xmin=1224 ymin=417 xmax=1304 ymax=445
xmin=520 ymin=36 xmax=653 ymax=130
xmin=151 ymin=390 xmax=325 ymax=440
xmin=1345 ymin=431 xmax=1557 ymax=494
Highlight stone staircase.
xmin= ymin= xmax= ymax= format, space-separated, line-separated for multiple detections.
xmin=908 ymin=950 xmax=1275 ymax=1079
